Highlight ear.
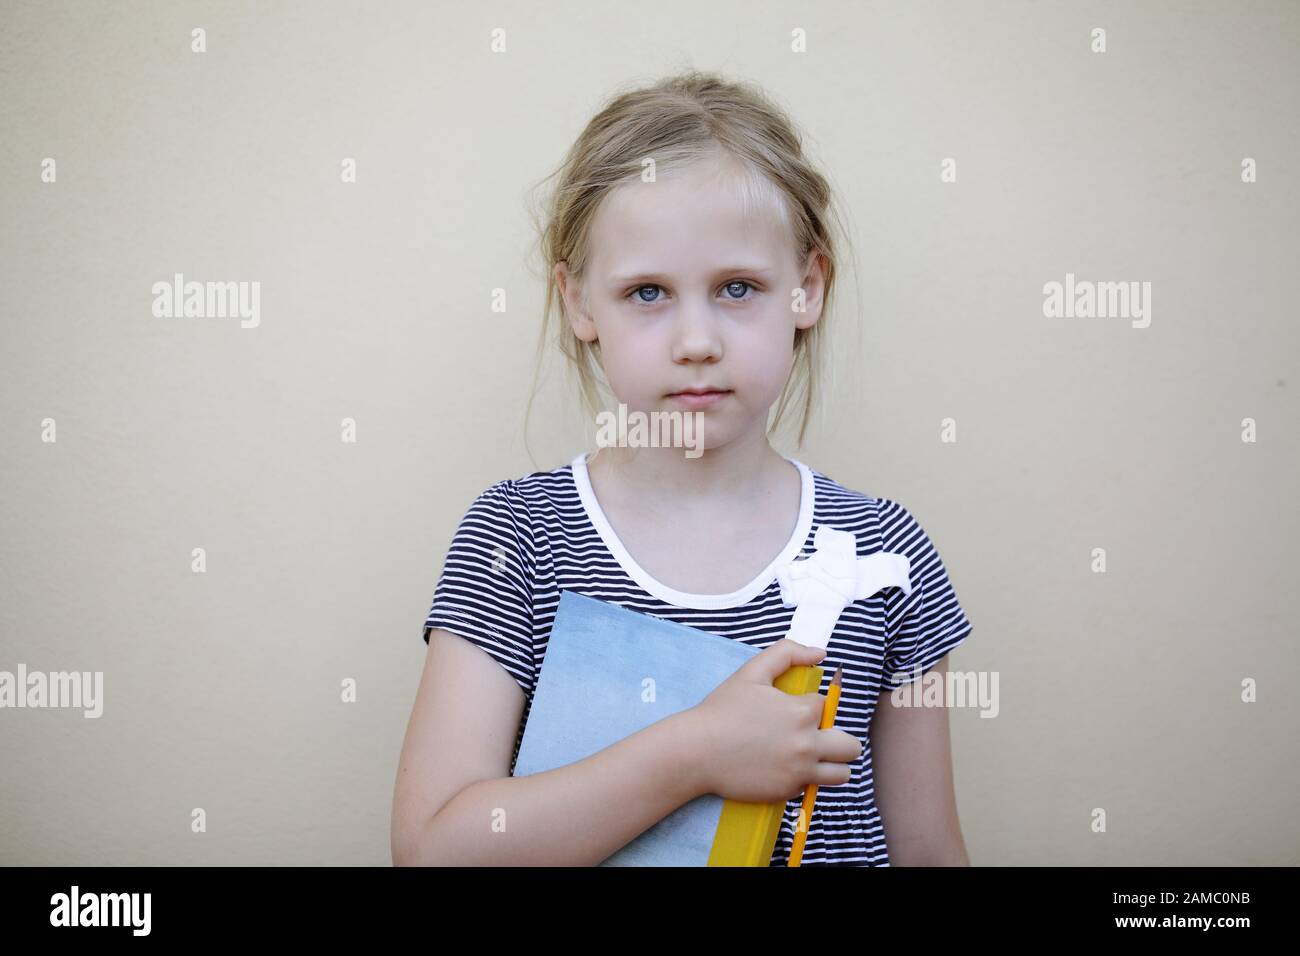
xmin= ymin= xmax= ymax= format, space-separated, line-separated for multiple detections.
xmin=556 ymin=261 xmax=597 ymax=343
xmin=792 ymin=248 xmax=827 ymax=331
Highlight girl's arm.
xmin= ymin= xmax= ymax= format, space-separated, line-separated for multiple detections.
xmin=391 ymin=628 xmax=708 ymax=866
xmin=870 ymin=655 xmax=971 ymax=866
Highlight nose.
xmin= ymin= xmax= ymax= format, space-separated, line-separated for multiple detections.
xmin=669 ymin=298 xmax=723 ymax=365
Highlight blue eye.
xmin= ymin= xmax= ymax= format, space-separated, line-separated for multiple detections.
xmin=624 ymin=281 xmax=758 ymax=305
xmin=630 ymin=285 xmax=663 ymax=303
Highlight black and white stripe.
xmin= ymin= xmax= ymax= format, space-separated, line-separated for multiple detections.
xmin=422 ymin=453 xmax=973 ymax=866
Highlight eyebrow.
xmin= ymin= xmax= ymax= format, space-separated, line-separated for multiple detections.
xmin=609 ymin=266 xmax=777 ymax=285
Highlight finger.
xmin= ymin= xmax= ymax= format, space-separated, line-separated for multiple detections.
xmin=817 ymin=728 xmax=863 ymax=762
xmin=745 ymin=638 xmax=826 ymax=682
xmin=811 ymin=761 xmax=855 ymax=787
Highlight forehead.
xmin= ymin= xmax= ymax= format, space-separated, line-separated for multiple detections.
xmin=587 ymin=156 xmax=798 ymax=275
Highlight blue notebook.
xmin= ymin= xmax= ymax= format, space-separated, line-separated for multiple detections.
xmin=511 ymin=590 xmax=766 ymax=866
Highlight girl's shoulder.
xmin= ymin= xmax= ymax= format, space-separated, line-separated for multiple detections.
xmin=454 ymin=458 xmax=583 ymax=536
xmin=798 ymin=461 xmax=944 ymax=558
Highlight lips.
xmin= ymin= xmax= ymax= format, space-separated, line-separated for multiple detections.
xmin=666 ymin=389 xmax=731 ymax=409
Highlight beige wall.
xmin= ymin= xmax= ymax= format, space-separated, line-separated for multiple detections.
xmin=1 ymin=0 xmax=1296 ymax=865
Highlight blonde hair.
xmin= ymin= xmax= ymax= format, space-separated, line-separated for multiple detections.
xmin=523 ymin=69 xmax=857 ymax=469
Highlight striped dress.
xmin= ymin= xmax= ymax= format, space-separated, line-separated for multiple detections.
xmin=421 ymin=450 xmax=974 ymax=866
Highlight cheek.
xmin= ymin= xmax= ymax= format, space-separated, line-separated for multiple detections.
xmin=731 ymin=323 xmax=797 ymax=395
xmin=591 ymin=322 xmax=658 ymax=398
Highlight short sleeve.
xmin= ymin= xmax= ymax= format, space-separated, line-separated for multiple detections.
xmin=877 ymin=499 xmax=973 ymax=692
xmin=421 ymin=479 xmax=537 ymax=699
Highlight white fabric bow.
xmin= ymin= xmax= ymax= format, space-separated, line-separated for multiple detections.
xmin=774 ymin=525 xmax=913 ymax=650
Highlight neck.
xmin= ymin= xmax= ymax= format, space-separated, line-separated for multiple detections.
xmin=585 ymin=431 xmax=793 ymax=510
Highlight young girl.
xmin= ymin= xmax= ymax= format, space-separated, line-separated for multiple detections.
xmin=392 ymin=71 xmax=974 ymax=867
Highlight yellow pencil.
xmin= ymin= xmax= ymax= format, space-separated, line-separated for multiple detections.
xmin=788 ymin=664 xmax=843 ymax=867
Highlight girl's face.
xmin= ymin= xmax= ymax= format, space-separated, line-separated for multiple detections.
xmin=557 ymin=154 xmax=825 ymax=454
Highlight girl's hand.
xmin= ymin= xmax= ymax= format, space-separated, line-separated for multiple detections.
xmin=685 ymin=639 xmax=862 ymax=803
